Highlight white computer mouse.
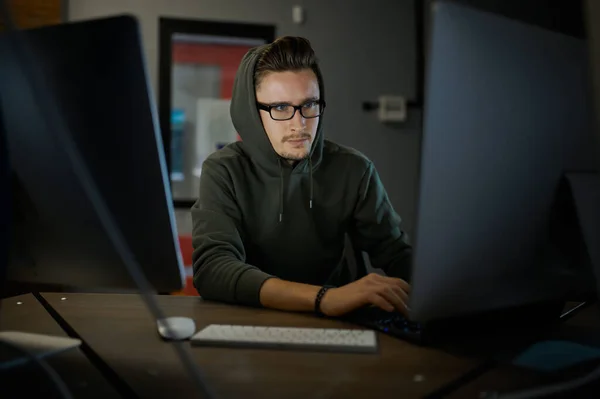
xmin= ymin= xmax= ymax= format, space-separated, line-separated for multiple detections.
xmin=156 ymin=317 xmax=196 ymax=341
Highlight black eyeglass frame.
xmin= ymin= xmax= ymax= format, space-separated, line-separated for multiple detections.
xmin=256 ymin=100 xmax=326 ymax=121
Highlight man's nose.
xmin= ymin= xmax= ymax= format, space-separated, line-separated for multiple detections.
xmin=291 ymin=109 xmax=307 ymax=129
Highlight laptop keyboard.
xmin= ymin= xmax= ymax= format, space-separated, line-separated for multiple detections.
xmin=342 ymin=306 xmax=424 ymax=344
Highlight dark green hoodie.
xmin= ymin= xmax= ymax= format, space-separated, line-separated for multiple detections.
xmin=191 ymin=45 xmax=412 ymax=306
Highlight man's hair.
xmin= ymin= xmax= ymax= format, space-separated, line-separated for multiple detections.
xmin=254 ymin=36 xmax=319 ymax=88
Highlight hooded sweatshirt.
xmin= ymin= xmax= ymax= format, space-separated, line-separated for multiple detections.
xmin=191 ymin=45 xmax=412 ymax=306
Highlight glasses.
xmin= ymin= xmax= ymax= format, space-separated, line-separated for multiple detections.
xmin=257 ymin=100 xmax=326 ymax=121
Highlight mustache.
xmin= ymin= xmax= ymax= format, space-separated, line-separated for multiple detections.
xmin=282 ymin=133 xmax=311 ymax=143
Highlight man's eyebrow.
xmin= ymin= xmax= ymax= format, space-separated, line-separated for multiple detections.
xmin=268 ymin=97 xmax=319 ymax=106
xmin=303 ymin=96 xmax=320 ymax=103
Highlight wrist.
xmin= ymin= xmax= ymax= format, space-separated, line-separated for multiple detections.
xmin=259 ymin=278 xmax=322 ymax=312
xmin=314 ymin=285 xmax=335 ymax=317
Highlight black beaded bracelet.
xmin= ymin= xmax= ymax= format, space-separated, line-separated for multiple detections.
xmin=314 ymin=285 xmax=335 ymax=317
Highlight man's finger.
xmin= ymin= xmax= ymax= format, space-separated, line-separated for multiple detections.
xmin=391 ymin=284 xmax=409 ymax=304
xmin=389 ymin=277 xmax=411 ymax=293
xmin=369 ymin=293 xmax=395 ymax=312
xmin=379 ymin=286 xmax=409 ymax=316
xmin=374 ymin=275 xmax=411 ymax=294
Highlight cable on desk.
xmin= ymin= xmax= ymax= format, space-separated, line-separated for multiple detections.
xmin=0 ymin=3 xmax=215 ymax=398
xmin=0 ymin=339 xmax=73 ymax=399
xmin=559 ymin=300 xmax=595 ymax=322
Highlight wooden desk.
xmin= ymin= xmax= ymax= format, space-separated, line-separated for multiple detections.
xmin=39 ymin=292 xmax=486 ymax=398
xmin=0 ymin=294 xmax=121 ymax=398
xmin=4 ymin=293 xmax=598 ymax=398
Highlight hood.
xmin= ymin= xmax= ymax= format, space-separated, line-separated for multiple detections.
xmin=229 ymin=45 xmax=326 ymax=176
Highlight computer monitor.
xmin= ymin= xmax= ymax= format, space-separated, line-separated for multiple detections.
xmin=587 ymin=0 xmax=600 ymax=159
xmin=0 ymin=98 xmax=8 ymax=299
xmin=0 ymin=15 xmax=186 ymax=293
xmin=410 ymin=1 xmax=598 ymax=323
xmin=585 ymin=0 xmax=600 ymax=301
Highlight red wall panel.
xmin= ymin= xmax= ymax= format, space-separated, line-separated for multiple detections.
xmin=172 ymin=42 xmax=253 ymax=99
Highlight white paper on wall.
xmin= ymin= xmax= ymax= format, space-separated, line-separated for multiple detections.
xmin=194 ymin=98 xmax=238 ymax=177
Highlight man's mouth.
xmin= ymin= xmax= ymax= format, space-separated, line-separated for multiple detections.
xmin=285 ymin=135 xmax=310 ymax=143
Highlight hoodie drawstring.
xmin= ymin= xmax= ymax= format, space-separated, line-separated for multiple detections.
xmin=278 ymin=158 xmax=284 ymax=222
xmin=309 ymin=157 xmax=313 ymax=209
xmin=277 ymin=157 xmax=314 ymax=223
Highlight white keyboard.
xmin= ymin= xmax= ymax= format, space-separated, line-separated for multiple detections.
xmin=190 ymin=324 xmax=378 ymax=353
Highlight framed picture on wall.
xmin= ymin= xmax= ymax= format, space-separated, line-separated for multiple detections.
xmin=158 ymin=17 xmax=275 ymax=208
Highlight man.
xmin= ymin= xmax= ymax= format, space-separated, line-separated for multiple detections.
xmin=191 ymin=36 xmax=412 ymax=317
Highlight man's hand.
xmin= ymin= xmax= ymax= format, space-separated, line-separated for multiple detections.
xmin=319 ymin=273 xmax=410 ymax=317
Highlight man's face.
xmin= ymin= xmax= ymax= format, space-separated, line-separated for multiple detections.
xmin=256 ymin=69 xmax=321 ymax=162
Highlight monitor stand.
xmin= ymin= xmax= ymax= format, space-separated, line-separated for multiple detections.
xmin=423 ymin=300 xmax=568 ymax=358
xmin=563 ymin=172 xmax=600 ymax=303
